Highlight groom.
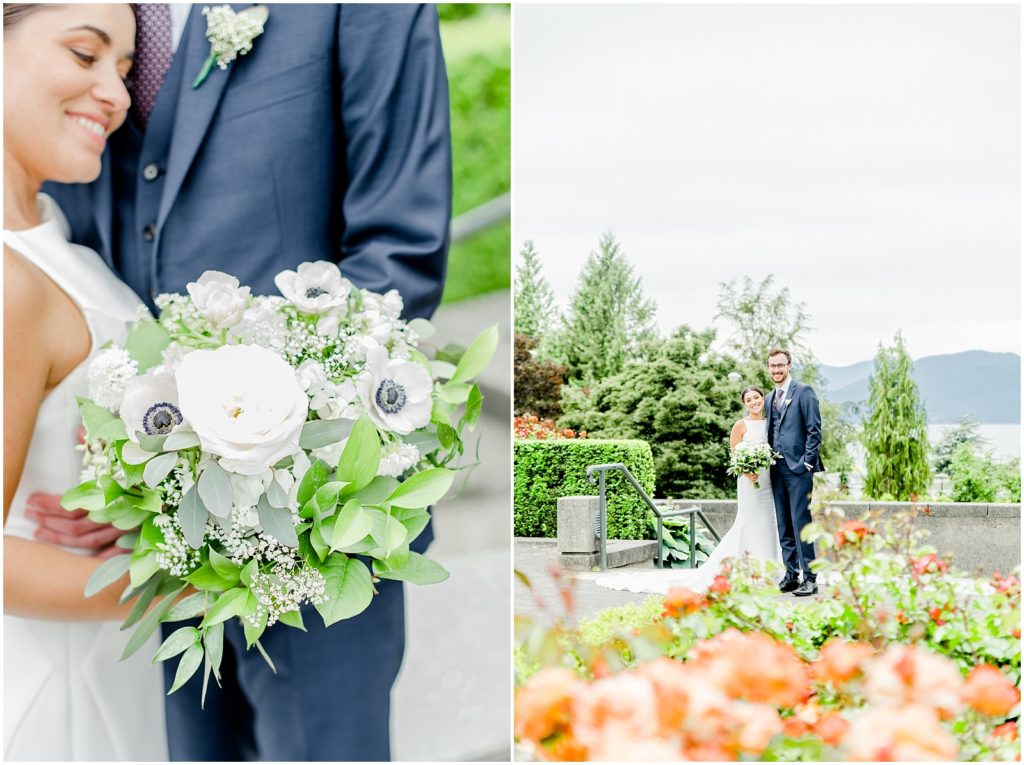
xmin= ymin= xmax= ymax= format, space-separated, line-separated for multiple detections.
xmin=35 ymin=4 xmax=451 ymax=760
xmin=765 ymin=349 xmax=824 ymax=597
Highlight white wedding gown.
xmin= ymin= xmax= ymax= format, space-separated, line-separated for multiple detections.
xmin=595 ymin=418 xmax=783 ymax=594
xmin=3 ymin=195 xmax=168 ymax=761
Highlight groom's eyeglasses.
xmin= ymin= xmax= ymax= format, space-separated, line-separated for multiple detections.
xmin=767 ymin=363 xmax=789 ymax=370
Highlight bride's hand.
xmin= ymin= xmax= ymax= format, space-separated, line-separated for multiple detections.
xmin=745 ymin=473 xmax=758 ymax=483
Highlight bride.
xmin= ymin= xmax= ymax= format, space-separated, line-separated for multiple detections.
xmin=596 ymin=386 xmax=783 ymax=594
xmin=4 ymin=5 xmax=167 ymax=760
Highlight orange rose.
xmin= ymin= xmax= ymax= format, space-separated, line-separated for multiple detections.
xmin=514 ymin=668 xmax=581 ymax=743
xmin=910 ymin=553 xmax=949 ymax=579
xmin=834 ymin=520 xmax=872 ymax=547
xmin=709 ymin=575 xmax=730 ymax=595
xmin=814 ymin=711 xmax=850 ymax=747
xmin=813 ymin=639 xmax=873 ymax=686
xmin=961 ymin=665 xmax=1020 ymax=717
xmin=663 ymin=587 xmax=706 ymax=618
xmin=993 ymin=721 xmax=1019 ymax=742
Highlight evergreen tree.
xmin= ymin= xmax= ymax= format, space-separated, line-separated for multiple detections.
xmin=559 ymin=326 xmax=741 ymax=498
xmin=862 ymin=332 xmax=932 ymax=500
xmin=513 ymin=239 xmax=557 ymax=342
xmin=549 ymin=232 xmax=658 ymax=385
xmin=932 ymin=415 xmax=988 ymax=475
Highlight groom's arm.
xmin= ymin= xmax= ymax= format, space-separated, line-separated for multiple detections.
xmin=333 ymin=4 xmax=452 ymax=320
xmin=801 ymin=386 xmax=823 ymax=469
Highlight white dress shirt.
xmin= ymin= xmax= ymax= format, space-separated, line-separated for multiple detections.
xmin=169 ymin=4 xmax=192 ymax=52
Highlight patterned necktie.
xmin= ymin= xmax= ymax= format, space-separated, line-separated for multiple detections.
xmin=132 ymin=4 xmax=174 ymax=127
xmin=775 ymin=389 xmax=784 ymax=412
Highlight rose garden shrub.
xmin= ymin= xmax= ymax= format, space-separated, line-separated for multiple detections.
xmin=516 ymin=504 xmax=1021 ymax=760
xmin=513 ymin=439 xmax=655 ymax=539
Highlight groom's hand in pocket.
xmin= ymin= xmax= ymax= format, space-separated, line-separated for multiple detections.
xmin=25 ymin=492 xmax=125 ymax=556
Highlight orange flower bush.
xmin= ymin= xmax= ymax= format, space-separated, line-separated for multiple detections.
xmin=661 ymin=586 xmax=705 ymax=618
xmin=813 ymin=639 xmax=874 ymax=686
xmin=513 ymin=415 xmax=587 ymax=440
xmin=961 ymin=665 xmax=1021 ymax=717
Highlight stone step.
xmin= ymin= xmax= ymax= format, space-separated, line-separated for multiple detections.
xmin=560 ymin=540 xmax=660 ymax=571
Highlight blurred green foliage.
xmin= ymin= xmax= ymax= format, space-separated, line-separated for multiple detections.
xmin=439 ymin=5 xmax=511 ymax=304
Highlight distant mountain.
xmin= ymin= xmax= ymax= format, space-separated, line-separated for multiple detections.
xmin=818 ymin=351 xmax=1020 ymax=424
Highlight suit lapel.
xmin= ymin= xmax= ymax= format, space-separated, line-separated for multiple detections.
xmin=156 ymin=5 xmax=243 ymax=230
xmin=92 ymin=153 xmax=115 ymax=268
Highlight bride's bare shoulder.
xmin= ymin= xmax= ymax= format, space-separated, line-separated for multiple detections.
xmin=730 ymin=418 xmax=747 ymax=437
xmin=3 ymin=246 xmax=51 ymax=334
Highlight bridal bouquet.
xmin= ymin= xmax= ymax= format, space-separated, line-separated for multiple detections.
xmin=727 ymin=441 xmax=779 ymax=490
xmin=62 ymin=263 xmax=496 ymax=701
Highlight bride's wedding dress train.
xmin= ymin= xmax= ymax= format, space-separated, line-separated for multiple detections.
xmin=595 ymin=419 xmax=782 ymax=595
xmin=3 ymin=196 xmax=168 ymax=761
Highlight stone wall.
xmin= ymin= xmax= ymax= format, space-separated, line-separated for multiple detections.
xmin=655 ymin=500 xmax=1021 ymax=576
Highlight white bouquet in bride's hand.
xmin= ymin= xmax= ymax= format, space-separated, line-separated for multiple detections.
xmin=63 ymin=262 xmax=497 ymax=703
xmin=727 ymin=441 xmax=780 ymax=490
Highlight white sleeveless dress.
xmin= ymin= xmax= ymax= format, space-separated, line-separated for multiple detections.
xmin=595 ymin=418 xmax=783 ymax=594
xmin=3 ymin=195 xmax=168 ymax=761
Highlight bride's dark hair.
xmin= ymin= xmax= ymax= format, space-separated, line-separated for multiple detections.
xmin=740 ymin=385 xmax=764 ymax=402
xmin=4 ymin=4 xmax=137 ymax=30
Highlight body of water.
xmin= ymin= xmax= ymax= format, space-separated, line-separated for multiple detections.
xmin=928 ymin=423 xmax=1020 ymax=461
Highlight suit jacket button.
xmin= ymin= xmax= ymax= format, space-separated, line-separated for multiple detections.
xmin=142 ymin=223 xmax=157 ymax=242
xmin=142 ymin=163 xmax=160 ymax=182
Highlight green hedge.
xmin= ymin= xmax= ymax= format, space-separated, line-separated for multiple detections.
xmin=514 ymin=439 xmax=656 ymax=539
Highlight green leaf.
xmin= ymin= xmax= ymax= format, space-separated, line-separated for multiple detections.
xmin=121 ymin=587 xmax=184 ymax=661
xmin=375 ymin=551 xmax=449 ymax=584
xmin=309 ymin=525 xmax=330 ymax=562
xmin=129 ymin=552 xmax=161 ymax=588
xmin=208 ymin=548 xmax=242 ymax=583
xmin=84 ymin=554 xmax=131 ymax=596
xmin=254 ymin=640 xmax=277 ymax=673
xmin=438 ymin=383 xmax=471 ymax=405
xmin=143 ymin=451 xmax=179 ymax=489
xmin=168 ymin=643 xmax=205 ymax=694
xmin=314 ymin=481 xmax=346 ymax=517
xmin=198 ymin=461 xmax=233 ymax=518
xmin=296 ymin=460 xmax=330 ymax=506
xmin=336 ymin=416 xmax=380 ymax=491
xmin=299 ymin=418 xmax=354 ymax=450
xmin=330 ymin=500 xmax=372 ymax=551
xmin=391 ymin=506 xmax=431 ymax=541
xmin=185 ymin=563 xmax=236 ymax=592
xmin=266 ymin=478 xmax=290 ymax=508
xmin=177 ymin=485 xmax=208 ymax=549
xmin=204 ymin=622 xmax=225 ymax=682
xmin=165 ymin=591 xmax=210 ymax=622
xmin=76 ymin=397 xmax=125 ymax=441
xmin=382 ymin=513 xmax=407 ymax=555
xmin=60 ymin=481 xmax=106 ymax=512
xmin=116 ymin=531 xmax=140 ymax=549
xmin=387 ymin=468 xmax=455 ymax=509
xmin=125 ymin=319 xmax=171 ymax=373
xmin=404 ymin=429 xmax=442 ymax=457
xmin=239 ymin=559 xmax=259 ymax=587
xmin=278 ymin=609 xmax=306 ymax=631
xmin=132 ymin=488 xmax=164 ymax=514
xmin=462 ymin=384 xmax=483 ymax=429
xmin=343 ymin=475 xmax=399 ymax=505
xmin=110 ymin=500 xmax=152 ymax=530
xmin=407 ymin=317 xmax=435 ymax=339
xmin=314 ymin=556 xmax=374 ymax=627
xmin=199 ymin=587 xmax=251 ymax=628
xmin=163 ymin=430 xmax=201 ymax=451
xmin=153 ymin=626 xmax=201 ymax=663
xmin=437 ymin=423 xmax=457 ymax=450
xmin=120 ymin=441 xmax=154 ymax=466
xmin=449 ymin=324 xmax=498 ymax=384
xmin=243 ymin=608 xmax=268 ymax=649
xmin=257 ymin=496 xmax=298 ymax=547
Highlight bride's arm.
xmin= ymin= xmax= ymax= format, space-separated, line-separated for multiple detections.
xmin=729 ymin=419 xmax=745 ymax=449
xmin=4 ymin=248 xmax=131 ymax=620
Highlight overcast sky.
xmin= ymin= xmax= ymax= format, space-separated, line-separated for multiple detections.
xmin=514 ymin=4 xmax=1020 ymax=367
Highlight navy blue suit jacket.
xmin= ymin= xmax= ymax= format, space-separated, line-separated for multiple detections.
xmin=767 ymin=380 xmax=825 ymax=473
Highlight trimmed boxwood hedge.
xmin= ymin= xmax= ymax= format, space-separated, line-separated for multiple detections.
xmin=514 ymin=439 xmax=656 ymax=539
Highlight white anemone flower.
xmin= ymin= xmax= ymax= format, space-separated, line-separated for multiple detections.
xmin=274 ymin=261 xmax=351 ymax=315
xmin=175 ymin=344 xmax=308 ymax=475
xmin=358 ymin=346 xmax=432 ymax=435
xmin=120 ymin=370 xmax=186 ymax=442
xmin=186 ymin=271 xmax=251 ymax=329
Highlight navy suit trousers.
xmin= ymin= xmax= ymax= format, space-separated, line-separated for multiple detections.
xmin=771 ymin=463 xmax=816 ymax=580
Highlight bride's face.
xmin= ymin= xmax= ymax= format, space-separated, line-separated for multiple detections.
xmin=3 ymin=5 xmax=135 ymax=186
xmin=743 ymin=390 xmax=764 ymax=416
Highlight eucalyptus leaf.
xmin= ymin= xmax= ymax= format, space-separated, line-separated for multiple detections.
xmin=407 ymin=317 xmax=435 ymax=340
xmin=125 ymin=319 xmax=171 ymax=373
xmin=257 ymin=495 xmax=298 ymax=548
xmin=428 ymin=360 xmax=456 ymax=380
xmin=168 ymin=643 xmax=205 ymax=694
xmin=121 ymin=588 xmax=184 ymax=661
xmin=204 ymin=622 xmax=225 ymax=682
xmin=165 ymin=591 xmax=210 ymax=622
xmin=299 ymin=418 xmax=354 ymax=450
xmin=198 ymin=461 xmax=233 ymax=518
xmin=84 ymin=554 xmax=131 ymax=597
xmin=266 ymin=479 xmax=290 ymax=509
xmin=177 ymin=485 xmax=208 ymax=549
xmin=403 ymin=430 xmax=442 ymax=456
xmin=163 ymin=430 xmax=201 ymax=451
xmin=137 ymin=432 xmax=168 ymax=453
xmin=120 ymin=441 xmax=154 ymax=466
xmin=143 ymin=451 xmax=179 ymax=489
xmin=116 ymin=531 xmax=140 ymax=550
xmin=449 ymin=324 xmax=498 ymax=384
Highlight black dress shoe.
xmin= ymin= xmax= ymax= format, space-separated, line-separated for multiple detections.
xmin=794 ymin=579 xmax=818 ymax=597
xmin=778 ymin=576 xmax=800 ymax=593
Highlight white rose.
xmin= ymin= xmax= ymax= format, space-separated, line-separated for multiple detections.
xmin=175 ymin=345 xmax=309 ymax=475
xmin=358 ymin=345 xmax=432 ymax=435
xmin=274 ymin=261 xmax=351 ymax=315
xmin=186 ymin=271 xmax=251 ymax=329
xmin=230 ymin=470 xmax=273 ymax=509
xmin=120 ymin=370 xmax=185 ymax=442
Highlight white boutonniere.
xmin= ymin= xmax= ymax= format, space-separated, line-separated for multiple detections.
xmin=192 ymin=5 xmax=269 ymax=89
xmin=785 ymin=398 xmax=793 ymax=406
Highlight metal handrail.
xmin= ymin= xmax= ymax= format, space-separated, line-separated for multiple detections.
xmin=586 ymin=463 xmax=721 ymax=571
xmin=450 ymin=192 xmax=510 ymax=243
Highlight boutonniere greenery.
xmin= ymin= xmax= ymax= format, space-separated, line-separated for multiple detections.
xmin=192 ymin=5 xmax=269 ymax=89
